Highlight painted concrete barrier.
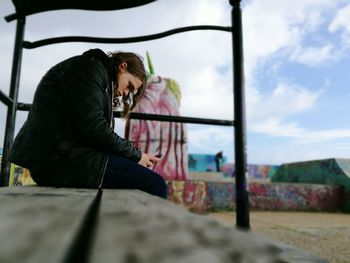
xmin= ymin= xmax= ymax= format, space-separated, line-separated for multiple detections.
xmin=2 ymin=157 xmax=345 ymax=212
xmin=167 ymin=180 xmax=344 ymax=213
xmin=272 ymin=158 xmax=350 ymax=211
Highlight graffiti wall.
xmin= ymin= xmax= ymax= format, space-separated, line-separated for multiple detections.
xmin=188 ymin=153 xmax=227 ymax=172
xmin=188 ymin=154 xmax=278 ymax=181
xmin=1 ymin=154 xmax=345 ymax=212
xmin=249 ymin=182 xmax=343 ymax=211
xmin=0 ymin=157 xmax=35 ymax=186
xmin=126 ymin=76 xmax=188 ymax=180
xmin=220 ymin=163 xmax=279 ymax=181
xmin=272 ymin=158 xmax=350 ymax=211
xmin=167 ymin=180 xmax=207 ymax=212
xmin=167 ymin=180 xmax=344 ymax=212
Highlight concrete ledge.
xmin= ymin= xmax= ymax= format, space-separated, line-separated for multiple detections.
xmin=91 ymin=189 xmax=328 ymax=263
xmin=0 ymin=186 xmax=96 ymax=263
xmin=0 ymin=186 xmax=328 ymax=262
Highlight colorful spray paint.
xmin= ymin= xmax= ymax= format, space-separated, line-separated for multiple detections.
xmin=272 ymin=158 xmax=350 ymax=211
xmin=167 ymin=180 xmax=344 ymax=212
xmin=125 ymin=75 xmax=188 ymax=180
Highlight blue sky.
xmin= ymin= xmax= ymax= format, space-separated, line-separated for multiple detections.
xmin=1 ymin=0 xmax=350 ymax=165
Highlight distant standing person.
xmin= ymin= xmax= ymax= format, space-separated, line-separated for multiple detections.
xmin=8 ymin=49 xmax=167 ymax=198
xmin=215 ymin=151 xmax=223 ymax=172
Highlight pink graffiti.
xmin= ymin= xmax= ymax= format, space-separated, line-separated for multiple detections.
xmin=126 ymin=76 xmax=188 ymax=180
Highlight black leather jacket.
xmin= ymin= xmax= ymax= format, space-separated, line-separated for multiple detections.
xmin=9 ymin=49 xmax=141 ymax=188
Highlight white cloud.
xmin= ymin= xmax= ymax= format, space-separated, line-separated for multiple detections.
xmin=289 ymin=44 xmax=334 ymax=66
xmin=299 ymin=129 xmax=350 ymax=143
xmin=187 ymin=126 xmax=234 ymax=162
xmin=302 ymin=11 xmax=323 ymax=32
xmin=329 ymin=3 xmax=350 ymax=33
xmin=248 ymin=82 xmax=320 ymax=121
xmin=242 ymin=0 xmax=342 ymax=78
xmin=250 ymin=118 xmax=306 ymax=137
xmin=180 ymin=66 xmax=233 ymax=120
xmin=188 ymin=126 xmax=233 ymax=151
xmin=329 ymin=3 xmax=350 ymax=46
xmin=251 ymin=117 xmax=350 ymax=144
xmin=242 ymin=0 xmax=300 ymax=82
xmin=249 ymin=140 xmax=350 ymax=164
xmin=241 ymin=0 xmax=348 ymax=150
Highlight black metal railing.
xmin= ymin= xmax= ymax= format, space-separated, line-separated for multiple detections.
xmin=114 ymin=112 xmax=234 ymax=126
xmin=23 ymin=25 xmax=232 ymax=48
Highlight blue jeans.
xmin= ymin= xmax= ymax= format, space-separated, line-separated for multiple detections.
xmin=102 ymin=154 xmax=168 ymax=199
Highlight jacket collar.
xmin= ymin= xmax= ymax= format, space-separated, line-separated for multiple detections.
xmin=82 ymin=49 xmax=115 ymax=83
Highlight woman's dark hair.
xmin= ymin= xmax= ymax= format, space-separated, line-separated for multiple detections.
xmin=108 ymin=51 xmax=146 ymax=116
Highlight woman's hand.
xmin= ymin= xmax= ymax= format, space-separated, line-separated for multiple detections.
xmin=138 ymin=153 xmax=161 ymax=168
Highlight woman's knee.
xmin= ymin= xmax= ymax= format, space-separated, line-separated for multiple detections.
xmin=159 ymin=176 xmax=168 ymax=199
xmin=151 ymin=173 xmax=167 ymax=199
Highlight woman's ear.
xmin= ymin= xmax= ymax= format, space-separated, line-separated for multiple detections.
xmin=119 ymin=62 xmax=128 ymax=72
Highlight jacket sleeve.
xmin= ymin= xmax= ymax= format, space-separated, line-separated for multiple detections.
xmin=63 ymin=57 xmax=141 ymax=162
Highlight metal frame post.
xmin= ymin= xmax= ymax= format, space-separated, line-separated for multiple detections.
xmin=0 ymin=17 xmax=26 ymax=187
xmin=230 ymin=0 xmax=250 ymax=229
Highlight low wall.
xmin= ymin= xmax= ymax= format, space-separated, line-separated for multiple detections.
xmin=167 ymin=180 xmax=344 ymax=213
xmin=272 ymin=158 xmax=350 ymax=211
xmin=221 ymin=163 xmax=279 ymax=181
xmin=2 ymin=160 xmax=344 ymax=213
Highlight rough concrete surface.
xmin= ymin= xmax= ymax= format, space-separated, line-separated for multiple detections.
xmin=210 ymin=211 xmax=350 ymax=263
xmin=0 ymin=187 xmax=334 ymax=263
xmin=0 ymin=186 xmax=97 ymax=263
xmin=90 ymin=190 xmax=326 ymax=263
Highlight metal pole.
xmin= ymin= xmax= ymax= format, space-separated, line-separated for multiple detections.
xmin=0 ymin=17 xmax=25 ymax=187
xmin=230 ymin=0 xmax=250 ymax=229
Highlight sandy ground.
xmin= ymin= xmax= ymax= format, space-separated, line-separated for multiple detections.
xmin=209 ymin=211 xmax=350 ymax=263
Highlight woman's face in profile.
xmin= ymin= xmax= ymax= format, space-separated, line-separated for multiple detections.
xmin=114 ymin=62 xmax=142 ymax=99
